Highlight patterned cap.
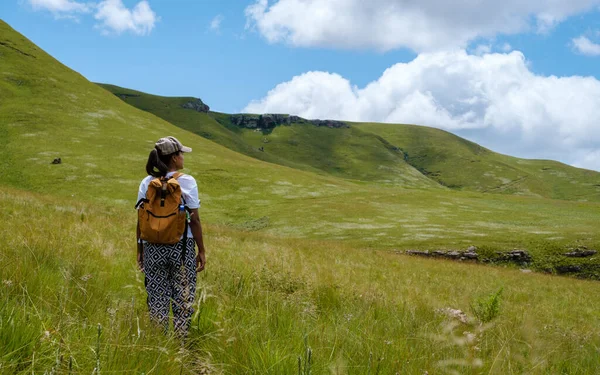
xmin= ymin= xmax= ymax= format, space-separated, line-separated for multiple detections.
xmin=155 ymin=136 xmax=192 ymax=155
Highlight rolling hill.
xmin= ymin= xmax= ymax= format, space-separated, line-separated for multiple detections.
xmin=96 ymin=83 xmax=440 ymax=189
xmin=1 ymin=19 xmax=599 ymax=271
xmin=98 ymin=84 xmax=600 ymax=202
xmin=2 ymin=18 xmax=600 ymax=374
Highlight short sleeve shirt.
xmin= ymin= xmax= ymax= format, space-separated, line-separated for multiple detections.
xmin=137 ymin=172 xmax=200 ymax=238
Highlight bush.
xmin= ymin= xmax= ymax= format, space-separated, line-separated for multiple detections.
xmin=470 ymin=287 xmax=503 ymax=323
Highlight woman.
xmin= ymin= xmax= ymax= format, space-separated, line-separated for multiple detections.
xmin=136 ymin=136 xmax=206 ymax=336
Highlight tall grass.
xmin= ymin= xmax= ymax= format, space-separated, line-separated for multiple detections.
xmin=2 ymin=18 xmax=600 ymax=280
xmin=2 ymin=20 xmax=600 ymax=373
xmin=2 ymin=188 xmax=599 ymax=374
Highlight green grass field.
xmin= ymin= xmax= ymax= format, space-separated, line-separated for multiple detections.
xmin=2 ymin=19 xmax=600 ymax=374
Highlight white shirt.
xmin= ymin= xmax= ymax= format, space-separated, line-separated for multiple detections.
xmin=137 ymin=172 xmax=200 ymax=238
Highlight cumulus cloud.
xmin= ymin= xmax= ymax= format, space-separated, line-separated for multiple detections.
xmin=210 ymin=14 xmax=224 ymax=32
xmin=245 ymin=0 xmax=600 ymax=52
xmin=572 ymin=35 xmax=600 ymax=56
xmin=244 ymin=50 xmax=600 ymax=171
xmin=500 ymin=43 xmax=513 ymax=52
xmin=95 ymin=0 xmax=158 ymax=36
xmin=28 ymin=0 xmax=92 ymax=16
xmin=27 ymin=0 xmax=158 ymax=36
xmin=573 ymin=149 xmax=600 ymax=171
xmin=472 ymin=44 xmax=492 ymax=56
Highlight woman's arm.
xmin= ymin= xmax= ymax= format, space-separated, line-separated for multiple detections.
xmin=136 ymin=219 xmax=144 ymax=272
xmin=188 ymin=208 xmax=206 ymax=272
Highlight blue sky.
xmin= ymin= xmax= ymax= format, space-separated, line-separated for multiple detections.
xmin=2 ymin=0 xmax=600 ymax=171
xmin=2 ymin=0 xmax=422 ymax=113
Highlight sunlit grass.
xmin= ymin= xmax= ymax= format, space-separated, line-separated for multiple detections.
xmin=2 ymin=189 xmax=600 ymax=374
xmin=2 ymin=19 xmax=600 ymax=374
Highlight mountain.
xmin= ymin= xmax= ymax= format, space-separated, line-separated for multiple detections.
xmin=96 ymin=83 xmax=440 ymax=189
xmin=97 ymin=83 xmax=600 ymax=202
xmin=2 ymin=18 xmax=600 ymax=374
xmin=1 ymin=19 xmax=599 ymax=272
xmin=355 ymin=122 xmax=600 ymax=201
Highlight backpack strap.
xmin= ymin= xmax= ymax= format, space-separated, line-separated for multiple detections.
xmin=159 ymin=176 xmax=168 ymax=207
xmin=134 ymin=198 xmax=148 ymax=209
xmin=169 ymin=172 xmax=189 ymax=265
xmin=181 ymin=213 xmax=189 ymax=266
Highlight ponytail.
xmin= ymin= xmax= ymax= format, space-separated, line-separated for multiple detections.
xmin=146 ymin=148 xmax=171 ymax=177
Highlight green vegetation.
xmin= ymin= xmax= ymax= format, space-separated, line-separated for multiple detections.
xmin=97 ymin=84 xmax=600 ymax=202
xmin=470 ymin=288 xmax=504 ymax=323
xmin=355 ymin=122 xmax=600 ymax=201
xmin=2 ymin=19 xmax=600 ymax=373
xmin=2 ymin=188 xmax=600 ymax=374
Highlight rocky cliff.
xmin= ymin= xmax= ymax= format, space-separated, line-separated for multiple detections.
xmin=181 ymin=99 xmax=209 ymax=113
xmin=230 ymin=114 xmax=348 ymax=130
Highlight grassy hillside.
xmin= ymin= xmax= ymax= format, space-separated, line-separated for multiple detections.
xmin=97 ymin=84 xmax=600 ymax=202
xmin=355 ymin=122 xmax=600 ymax=201
xmin=3 ymin=18 xmax=600 ymax=272
xmin=2 ymin=19 xmax=600 ymax=270
xmin=2 ymin=19 xmax=600 ymax=373
xmin=96 ymin=84 xmax=443 ymax=188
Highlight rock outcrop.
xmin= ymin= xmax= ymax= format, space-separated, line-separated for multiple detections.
xmin=405 ymin=246 xmax=479 ymax=261
xmin=564 ymin=247 xmax=597 ymax=257
xmin=401 ymin=245 xmax=600 ymax=279
xmin=181 ymin=99 xmax=209 ymax=113
xmin=494 ymin=250 xmax=531 ymax=264
xmin=555 ymin=265 xmax=582 ymax=274
xmin=115 ymin=93 xmax=140 ymax=100
xmin=230 ymin=114 xmax=348 ymax=131
xmin=404 ymin=247 xmax=532 ymax=265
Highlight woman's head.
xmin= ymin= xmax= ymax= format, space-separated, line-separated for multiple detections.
xmin=146 ymin=136 xmax=192 ymax=177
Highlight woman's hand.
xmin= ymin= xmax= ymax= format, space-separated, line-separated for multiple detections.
xmin=188 ymin=208 xmax=206 ymax=273
xmin=196 ymin=250 xmax=206 ymax=272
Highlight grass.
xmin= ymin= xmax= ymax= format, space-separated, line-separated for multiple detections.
xmin=2 ymin=19 xmax=599 ymax=276
xmin=2 ymin=18 xmax=600 ymax=373
xmin=2 ymin=188 xmax=600 ymax=374
xmin=354 ymin=122 xmax=600 ymax=201
xmin=96 ymin=85 xmax=600 ymax=202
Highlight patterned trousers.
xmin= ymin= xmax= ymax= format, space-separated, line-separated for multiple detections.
xmin=143 ymin=238 xmax=197 ymax=336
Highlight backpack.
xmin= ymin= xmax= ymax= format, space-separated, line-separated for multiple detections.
xmin=135 ymin=173 xmax=188 ymax=245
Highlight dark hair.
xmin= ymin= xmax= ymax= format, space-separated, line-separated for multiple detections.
xmin=145 ymin=147 xmax=180 ymax=177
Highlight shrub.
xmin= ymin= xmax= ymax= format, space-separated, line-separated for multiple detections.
xmin=470 ymin=287 xmax=503 ymax=323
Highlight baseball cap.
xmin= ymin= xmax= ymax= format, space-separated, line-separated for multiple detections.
xmin=155 ymin=136 xmax=192 ymax=155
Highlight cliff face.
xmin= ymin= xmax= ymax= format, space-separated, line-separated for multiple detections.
xmin=230 ymin=114 xmax=348 ymax=130
xmin=181 ymin=99 xmax=209 ymax=113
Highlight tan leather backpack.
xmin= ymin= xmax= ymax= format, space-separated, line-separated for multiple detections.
xmin=136 ymin=173 xmax=187 ymax=244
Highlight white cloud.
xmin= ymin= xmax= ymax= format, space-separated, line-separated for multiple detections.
xmin=572 ymin=35 xmax=600 ymax=56
xmin=472 ymin=44 xmax=492 ymax=56
xmin=210 ymin=14 xmax=224 ymax=32
xmin=28 ymin=0 xmax=91 ymax=15
xmin=95 ymin=0 xmax=158 ymax=35
xmin=27 ymin=0 xmax=158 ymax=35
xmin=573 ymin=149 xmax=600 ymax=171
xmin=245 ymin=0 xmax=600 ymax=52
xmin=244 ymin=50 xmax=600 ymax=171
xmin=500 ymin=43 xmax=513 ymax=52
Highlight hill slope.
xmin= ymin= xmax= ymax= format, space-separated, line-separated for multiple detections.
xmin=96 ymin=83 xmax=440 ymax=188
xmin=2 ymin=19 xmax=600 ymax=273
xmin=97 ymin=84 xmax=600 ymax=202
xmin=2 ymin=18 xmax=600 ymax=374
xmin=0 ymin=20 xmax=360 ymax=223
xmin=355 ymin=122 xmax=600 ymax=201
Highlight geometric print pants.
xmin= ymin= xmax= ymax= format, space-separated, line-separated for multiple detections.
xmin=143 ymin=238 xmax=197 ymax=336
